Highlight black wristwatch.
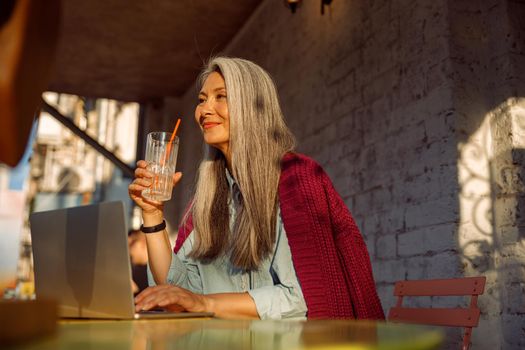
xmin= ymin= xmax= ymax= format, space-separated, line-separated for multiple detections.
xmin=140 ymin=220 xmax=166 ymax=234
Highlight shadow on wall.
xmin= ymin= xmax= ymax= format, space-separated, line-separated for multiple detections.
xmin=457 ymin=98 xmax=525 ymax=348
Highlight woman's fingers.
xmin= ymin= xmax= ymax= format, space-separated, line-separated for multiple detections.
xmin=135 ymin=285 xmax=177 ymax=303
xmin=128 ymin=183 xmax=150 ymax=198
xmin=134 ymin=285 xmax=204 ymax=313
xmin=136 ymin=160 xmax=148 ymax=168
xmin=134 ymin=286 xmax=156 ymax=303
xmin=135 ymin=167 xmax=153 ymax=179
xmin=137 ymin=295 xmax=164 ymax=312
xmin=135 ymin=286 xmax=177 ymax=311
xmin=129 ymin=161 xmax=167 ymax=213
xmin=132 ymin=178 xmax=152 ymax=188
xmin=156 ymin=295 xmax=183 ymax=310
xmin=172 ymin=172 xmax=183 ymax=186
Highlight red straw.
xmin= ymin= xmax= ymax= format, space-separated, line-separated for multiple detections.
xmin=169 ymin=118 xmax=181 ymax=144
xmin=163 ymin=118 xmax=181 ymax=165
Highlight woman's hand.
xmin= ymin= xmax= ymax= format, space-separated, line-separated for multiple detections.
xmin=135 ymin=286 xmax=260 ymax=319
xmin=128 ymin=160 xmax=183 ymax=217
xmin=134 ymin=285 xmax=209 ymax=313
xmin=128 ymin=161 xmax=182 ymax=285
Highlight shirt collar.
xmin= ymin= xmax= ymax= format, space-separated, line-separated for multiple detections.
xmin=225 ymin=168 xmax=242 ymax=204
xmin=225 ymin=168 xmax=236 ymax=190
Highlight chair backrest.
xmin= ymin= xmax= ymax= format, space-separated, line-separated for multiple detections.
xmin=388 ymin=276 xmax=486 ymax=350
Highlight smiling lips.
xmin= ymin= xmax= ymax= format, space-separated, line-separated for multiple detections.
xmin=202 ymin=122 xmax=220 ymax=129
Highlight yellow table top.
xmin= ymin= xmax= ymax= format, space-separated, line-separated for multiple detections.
xmin=7 ymin=318 xmax=442 ymax=350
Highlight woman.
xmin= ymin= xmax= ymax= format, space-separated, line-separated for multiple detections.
xmin=129 ymin=57 xmax=384 ymax=320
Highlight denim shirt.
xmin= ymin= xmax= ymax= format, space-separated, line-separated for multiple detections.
xmin=149 ymin=170 xmax=307 ymax=320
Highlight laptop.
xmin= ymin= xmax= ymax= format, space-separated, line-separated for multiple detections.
xmin=29 ymin=200 xmax=213 ymax=320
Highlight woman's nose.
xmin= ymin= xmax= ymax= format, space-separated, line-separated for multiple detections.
xmin=201 ymin=100 xmax=214 ymax=114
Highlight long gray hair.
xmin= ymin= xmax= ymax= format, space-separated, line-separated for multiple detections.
xmin=188 ymin=57 xmax=296 ymax=270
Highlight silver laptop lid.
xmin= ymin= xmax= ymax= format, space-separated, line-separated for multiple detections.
xmin=30 ymin=201 xmax=135 ymax=319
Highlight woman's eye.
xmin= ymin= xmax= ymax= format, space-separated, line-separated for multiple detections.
xmin=198 ymin=97 xmax=205 ymax=104
xmin=217 ymin=94 xmax=227 ymax=100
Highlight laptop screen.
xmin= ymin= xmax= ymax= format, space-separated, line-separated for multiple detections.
xmin=30 ymin=201 xmax=136 ymax=318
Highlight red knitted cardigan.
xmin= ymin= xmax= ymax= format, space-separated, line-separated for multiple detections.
xmin=174 ymin=153 xmax=385 ymax=320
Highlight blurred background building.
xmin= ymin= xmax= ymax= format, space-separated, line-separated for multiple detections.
xmin=9 ymin=92 xmax=141 ymax=297
xmin=33 ymin=93 xmax=138 ymax=211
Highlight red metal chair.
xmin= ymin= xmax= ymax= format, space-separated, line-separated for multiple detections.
xmin=388 ymin=276 xmax=486 ymax=350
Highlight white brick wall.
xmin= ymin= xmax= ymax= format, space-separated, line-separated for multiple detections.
xmin=166 ymin=0 xmax=524 ymax=348
xmin=450 ymin=0 xmax=525 ymax=347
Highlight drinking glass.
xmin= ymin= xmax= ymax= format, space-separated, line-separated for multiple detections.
xmin=142 ymin=132 xmax=179 ymax=202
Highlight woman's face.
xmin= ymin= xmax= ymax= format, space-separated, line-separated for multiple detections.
xmin=195 ymin=72 xmax=230 ymax=156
